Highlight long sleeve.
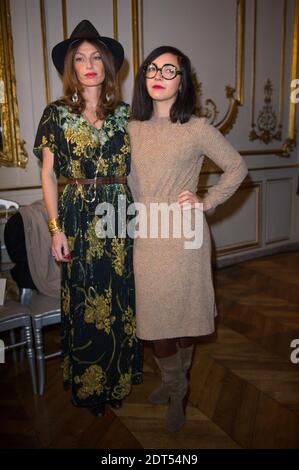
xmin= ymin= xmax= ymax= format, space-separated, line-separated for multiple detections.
xmin=127 ymin=121 xmax=139 ymax=201
xmin=196 ymin=118 xmax=248 ymax=210
xmin=127 ymin=172 xmax=138 ymax=201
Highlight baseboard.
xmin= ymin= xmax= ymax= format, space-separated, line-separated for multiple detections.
xmin=214 ymin=242 xmax=299 ymax=269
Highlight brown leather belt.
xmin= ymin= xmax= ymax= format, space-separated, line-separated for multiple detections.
xmin=67 ymin=176 xmax=127 ymax=185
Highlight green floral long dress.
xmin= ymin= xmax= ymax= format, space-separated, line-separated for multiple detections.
xmin=33 ymin=100 xmax=143 ymax=407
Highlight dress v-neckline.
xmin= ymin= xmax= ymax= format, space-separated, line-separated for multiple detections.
xmin=81 ymin=114 xmax=105 ymax=131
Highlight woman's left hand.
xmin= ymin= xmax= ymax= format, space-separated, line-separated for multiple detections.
xmin=177 ymin=190 xmax=211 ymax=211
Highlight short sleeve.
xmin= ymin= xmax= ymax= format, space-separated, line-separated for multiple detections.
xmin=33 ymin=104 xmax=61 ymax=178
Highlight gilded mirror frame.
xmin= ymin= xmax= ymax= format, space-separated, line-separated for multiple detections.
xmin=0 ymin=0 xmax=28 ymax=168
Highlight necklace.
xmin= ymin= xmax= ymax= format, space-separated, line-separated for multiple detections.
xmin=73 ymin=104 xmax=107 ymax=202
xmin=78 ymin=115 xmax=106 ymax=203
xmin=76 ymin=149 xmax=105 ymax=204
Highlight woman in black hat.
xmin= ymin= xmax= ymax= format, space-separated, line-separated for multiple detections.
xmin=33 ymin=20 xmax=142 ymax=416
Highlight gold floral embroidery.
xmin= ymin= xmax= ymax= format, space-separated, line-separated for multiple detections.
xmin=61 ymin=285 xmax=70 ymax=315
xmin=74 ymin=364 xmax=106 ymax=399
xmin=95 ymin=157 xmax=109 ymax=176
xmin=112 ymin=372 xmax=132 ymax=400
xmin=64 ymin=125 xmax=97 ymax=156
xmin=61 ymin=354 xmax=70 ymax=382
xmin=111 ymin=238 xmax=125 ymax=276
xmin=120 ymin=133 xmax=130 ymax=154
xmin=65 ymin=234 xmax=76 ymax=276
xmin=84 ymin=217 xmax=105 ymax=263
xmin=122 ymin=306 xmax=137 ymax=347
xmin=67 ymin=236 xmax=76 ymax=253
xmin=70 ymin=159 xmax=84 ymax=178
xmin=112 ymin=154 xmax=126 ymax=176
xmin=84 ymin=287 xmax=115 ymax=334
xmin=40 ymin=133 xmax=56 ymax=153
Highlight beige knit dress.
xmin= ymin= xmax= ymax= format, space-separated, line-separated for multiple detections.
xmin=128 ymin=116 xmax=248 ymax=340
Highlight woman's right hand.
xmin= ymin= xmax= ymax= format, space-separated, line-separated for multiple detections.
xmin=51 ymin=231 xmax=71 ymax=262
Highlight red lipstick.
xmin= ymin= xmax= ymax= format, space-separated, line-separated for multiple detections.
xmin=153 ymin=84 xmax=164 ymax=89
xmin=85 ymin=72 xmax=97 ymax=78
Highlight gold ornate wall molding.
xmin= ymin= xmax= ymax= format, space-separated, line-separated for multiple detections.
xmin=0 ymin=0 xmax=28 ymax=168
xmin=61 ymin=1 xmax=119 ymax=42
xmin=249 ymin=78 xmax=282 ymax=144
xmin=248 ymin=0 xmax=298 ymax=157
xmin=215 ymin=0 xmax=245 ymax=135
xmin=112 ymin=0 xmax=118 ymax=40
xmin=132 ymin=0 xmax=298 ymax=158
xmin=40 ymin=0 xmax=50 ymax=104
xmin=132 ymin=0 xmax=245 ymax=136
xmin=131 ymin=0 xmax=140 ymax=79
xmin=286 ymin=0 xmax=299 ymax=154
xmin=61 ymin=0 xmax=68 ymax=39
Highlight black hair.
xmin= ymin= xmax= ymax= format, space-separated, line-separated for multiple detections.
xmin=131 ymin=45 xmax=196 ymax=123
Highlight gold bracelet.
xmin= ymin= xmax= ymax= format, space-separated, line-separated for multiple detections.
xmin=48 ymin=218 xmax=62 ymax=236
xmin=48 ymin=217 xmax=61 ymax=229
xmin=49 ymin=227 xmax=62 ymax=237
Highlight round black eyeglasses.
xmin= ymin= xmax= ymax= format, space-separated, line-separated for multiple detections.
xmin=144 ymin=63 xmax=182 ymax=80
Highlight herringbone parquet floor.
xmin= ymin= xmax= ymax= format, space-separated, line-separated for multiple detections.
xmin=1 ymin=252 xmax=299 ymax=449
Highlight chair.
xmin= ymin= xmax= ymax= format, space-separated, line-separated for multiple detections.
xmin=0 ymin=198 xmax=19 ymax=262
xmin=0 ymin=198 xmax=20 ymax=363
xmin=0 ymin=300 xmax=37 ymax=394
xmin=29 ymin=291 xmax=61 ymax=395
xmin=3 ymin=199 xmax=61 ymax=395
xmin=0 ymin=199 xmax=19 ymax=211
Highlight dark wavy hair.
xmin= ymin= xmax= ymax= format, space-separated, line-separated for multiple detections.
xmin=131 ymin=46 xmax=196 ymax=123
xmin=61 ymin=39 xmax=120 ymax=119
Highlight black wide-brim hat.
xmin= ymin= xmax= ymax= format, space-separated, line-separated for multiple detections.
xmin=52 ymin=19 xmax=124 ymax=75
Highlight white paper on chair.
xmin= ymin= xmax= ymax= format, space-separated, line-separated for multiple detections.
xmin=0 ymin=278 xmax=7 ymax=305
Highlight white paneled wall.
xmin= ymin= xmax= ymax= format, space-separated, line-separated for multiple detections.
xmin=266 ymin=178 xmax=293 ymax=244
xmin=208 ymin=184 xmax=261 ymax=253
xmin=0 ymin=0 xmax=298 ymax=264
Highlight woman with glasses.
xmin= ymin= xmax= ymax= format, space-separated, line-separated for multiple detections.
xmin=128 ymin=46 xmax=247 ymax=432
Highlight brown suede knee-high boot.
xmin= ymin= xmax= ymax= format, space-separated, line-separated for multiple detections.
xmin=178 ymin=344 xmax=194 ymax=407
xmin=149 ymin=345 xmax=195 ymax=407
xmin=148 ymin=355 xmax=170 ymax=404
xmin=154 ymin=351 xmax=187 ymax=432
xmin=178 ymin=344 xmax=194 ymax=377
